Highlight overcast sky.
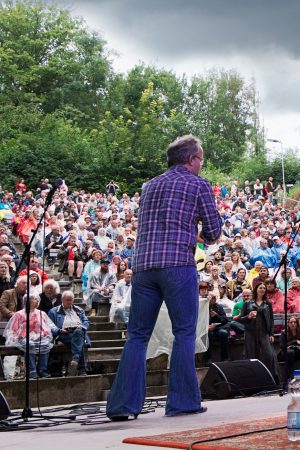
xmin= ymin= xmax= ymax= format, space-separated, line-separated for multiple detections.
xmin=60 ymin=0 xmax=300 ymax=152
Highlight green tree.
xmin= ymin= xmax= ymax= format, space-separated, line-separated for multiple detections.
xmin=185 ymin=69 xmax=263 ymax=170
xmin=0 ymin=1 xmax=111 ymax=126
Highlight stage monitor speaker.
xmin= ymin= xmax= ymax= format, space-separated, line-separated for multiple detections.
xmin=0 ymin=391 xmax=10 ymax=420
xmin=201 ymin=359 xmax=278 ymax=399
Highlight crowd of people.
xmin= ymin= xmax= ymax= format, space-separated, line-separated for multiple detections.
xmin=0 ymin=173 xmax=300 ymax=380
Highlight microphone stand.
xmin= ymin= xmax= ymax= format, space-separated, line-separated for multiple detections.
xmin=272 ymin=221 xmax=300 ymax=392
xmin=11 ymin=183 xmax=73 ymax=423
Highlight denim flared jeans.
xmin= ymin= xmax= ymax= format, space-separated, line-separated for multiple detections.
xmin=106 ymin=265 xmax=202 ymax=417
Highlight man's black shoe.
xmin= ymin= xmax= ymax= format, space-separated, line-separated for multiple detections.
xmin=109 ymin=414 xmax=138 ymax=421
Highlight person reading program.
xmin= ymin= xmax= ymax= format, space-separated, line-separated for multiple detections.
xmin=106 ymin=135 xmax=222 ymax=420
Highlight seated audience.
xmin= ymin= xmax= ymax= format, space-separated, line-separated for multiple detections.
xmin=19 ymin=255 xmax=49 ymax=282
xmin=39 ymin=279 xmax=62 ymax=314
xmin=81 ymin=248 xmax=102 ymax=295
xmin=226 ymin=268 xmax=251 ymax=300
xmin=119 ymin=236 xmax=135 ymax=269
xmin=109 ymin=269 xmax=132 ymax=327
xmin=116 ymin=260 xmax=128 ymax=281
xmin=247 ymin=261 xmax=263 ymax=286
xmin=276 ymin=267 xmax=293 ymax=293
xmin=57 ymin=235 xmax=84 ymax=280
xmin=205 ymin=293 xmax=229 ymax=366
xmin=49 ymin=290 xmax=90 ymax=376
xmin=0 ymin=261 xmax=14 ymax=297
xmin=265 ymin=277 xmax=284 ymax=313
xmin=0 ymin=276 xmax=27 ymax=320
xmin=229 ymin=288 xmax=252 ymax=336
xmin=278 ymin=315 xmax=300 ymax=378
xmin=3 ymin=294 xmax=55 ymax=378
xmin=200 ymin=260 xmax=213 ymax=282
xmin=252 ymin=266 xmax=269 ymax=289
xmin=287 ymin=277 xmax=300 ymax=313
xmin=220 ymin=259 xmax=234 ymax=282
xmin=207 ymin=265 xmax=226 ymax=299
xmin=231 ymin=251 xmax=247 ymax=274
xmin=87 ymin=258 xmax=117 ymax=315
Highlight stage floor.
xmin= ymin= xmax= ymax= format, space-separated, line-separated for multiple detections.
xmin=1 ymin=394 xmax=291 ymax=450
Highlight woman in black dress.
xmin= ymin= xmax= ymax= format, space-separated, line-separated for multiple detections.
xmin=240 ymin=281 xmax=280 ymax=382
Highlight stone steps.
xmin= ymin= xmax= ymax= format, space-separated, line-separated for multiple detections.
xmin=88 ymin=330 xmax=127 ymax=340
xmin=0 ymin=368 xmax=208 ymax=408
xmin=89 ymin=339 xmax=126 ymax=348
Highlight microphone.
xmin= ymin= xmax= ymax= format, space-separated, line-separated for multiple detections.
xmin=45 ymin=179 xmax=64 ymax=206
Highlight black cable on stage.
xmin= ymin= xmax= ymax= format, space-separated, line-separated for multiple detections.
xmin=0 ymin=397 xmax=168 ymax=431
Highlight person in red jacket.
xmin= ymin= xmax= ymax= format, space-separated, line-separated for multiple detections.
xmin=287 ymin=278 xmax=300 ymax=313
xmin=15 ymin=178 xmax=26 ymax=192
xmin=265 ymin=278 xmax=284 ymax=313
xmin=17 ymin=210 xmax=37 ymax=244
xmin=19 ymin=256 xmax=48 ymax=282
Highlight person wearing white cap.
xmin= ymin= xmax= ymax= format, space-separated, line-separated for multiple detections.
xmin=271 ymin=235 xmax=287 ymax=263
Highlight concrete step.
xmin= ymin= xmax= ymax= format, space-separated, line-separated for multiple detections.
xmin=88 ymin=322 xmax=115 ymax=331
xmin=90 ymin=339 xmax=126 ymax=348
xmin=0 ymin=368 xmax=208 ymax=408
xmin=87 ymin=358 xmax=120 ymax=374
xmin=89 ymin=316 xmax=110 ymax=323
xmin=87 ymin=330 xmax=127 ymax=340
xmin=0 ymin=345 xmax=122 ymax=359
xmin=74 ymin=303 xmax=87 ymax=310
xmin=87 ymin=347 xmax=123 ymax=359
xmin=0 ymin=375 xmax=107 ymax=408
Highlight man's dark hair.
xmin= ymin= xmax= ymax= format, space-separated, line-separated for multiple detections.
xmin=167 ymin=135 xmax=201 ymax=168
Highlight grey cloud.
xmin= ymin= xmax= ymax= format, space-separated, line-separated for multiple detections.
xmin=68 ymin=0 xmax=300 ymax=60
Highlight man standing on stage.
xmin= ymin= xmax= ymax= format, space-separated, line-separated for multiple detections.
xmin=106 ymin=135 xmax=222 ymax=419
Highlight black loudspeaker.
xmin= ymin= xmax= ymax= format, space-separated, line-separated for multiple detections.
xmin=0 ymin=391 xmax=10 ymax=420
xmin=201 ymin=359 xmax=278 ymax=399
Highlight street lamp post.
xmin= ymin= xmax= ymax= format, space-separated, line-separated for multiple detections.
xmin=266 ymin=138 xmax=286 ymax=202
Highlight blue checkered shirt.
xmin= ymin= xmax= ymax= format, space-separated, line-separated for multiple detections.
xmin=133 ymin=165 xmax=222 ymax=272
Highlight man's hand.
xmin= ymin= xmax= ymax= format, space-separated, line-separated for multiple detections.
xmin=93 ymin=284 xmax=101 ymax=291
xmin=210 ymin=310 xmax=217 ymax=318
xmin=60 ymin=328 xmax=69 ymax=334
xmin=269 ymin=336 xmax=274 ymax=344
xmin=208 ymin=324 xmax=216 ymax=331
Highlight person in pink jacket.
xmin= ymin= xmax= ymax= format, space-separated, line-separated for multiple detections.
xmin=287 ymin=278 xmax=300 ymax=313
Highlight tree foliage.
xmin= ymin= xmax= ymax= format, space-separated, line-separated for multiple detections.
xmin=0 ymin=1 xmax=298 ymax=195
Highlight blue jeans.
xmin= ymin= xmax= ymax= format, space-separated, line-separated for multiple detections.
xmin=29 ymin=353 xmax=49 ymax=373
xmin=106 ymin=266 xmax=202 ymax=417
xmin=58 ymin=329 xmax=85 ymax=369
xmin=115 ymin=307 xmax=129 ymax=325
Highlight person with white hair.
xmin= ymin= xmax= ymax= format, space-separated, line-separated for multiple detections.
xmin=48 ymin=290 xmax=90 ymax=376
xmin=95 ymin=228 xmax=110 ymax=251
xmin=4 ymin=294 xmax=55 ymax=378
xmin=39 ymin=279 xmax=61 ymax=314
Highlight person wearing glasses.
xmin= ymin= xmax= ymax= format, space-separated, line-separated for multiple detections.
xmin=107 ymin=135 xmax=222 ymax=420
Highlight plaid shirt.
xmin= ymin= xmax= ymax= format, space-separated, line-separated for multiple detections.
xmin=133 ymin=165 xmax=222 ymax=272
